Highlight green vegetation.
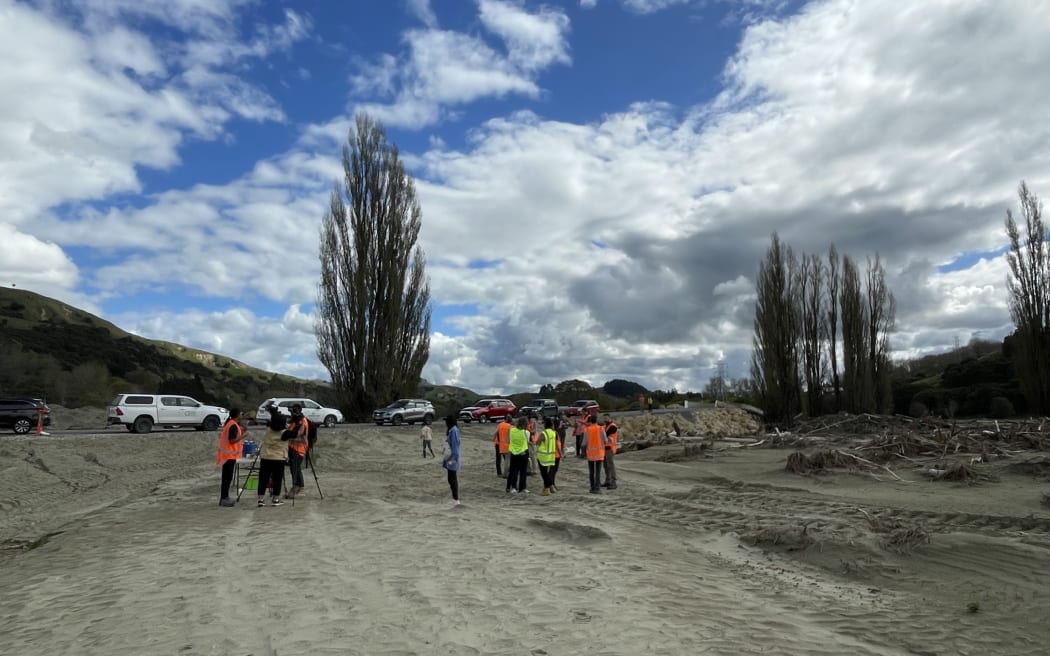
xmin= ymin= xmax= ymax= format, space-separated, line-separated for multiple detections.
xmin=0 ymin=287 xmax=336 ymax=411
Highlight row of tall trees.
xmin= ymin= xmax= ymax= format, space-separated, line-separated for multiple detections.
xmin=1005 ymin=182 xmax=1050 ymax=415
xmin=751 ymin=234 xmax=896 ymax=424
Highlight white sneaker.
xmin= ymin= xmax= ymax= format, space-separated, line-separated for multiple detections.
xmin=508 ymin=489 xmax=517 ymax=494
xmin=452 ymin=500 xmax=461 ymax=506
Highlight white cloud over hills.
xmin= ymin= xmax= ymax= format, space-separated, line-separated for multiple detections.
xmin=2 ymin=0 xmax=1048 ymax=395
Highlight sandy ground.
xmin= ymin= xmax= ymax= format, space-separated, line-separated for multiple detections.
xmin=3 ymin=416 xmax=1050 ymax=655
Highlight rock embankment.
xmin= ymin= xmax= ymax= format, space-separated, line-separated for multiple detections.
xmin=616 ymin=408 xmax=761 ymax=442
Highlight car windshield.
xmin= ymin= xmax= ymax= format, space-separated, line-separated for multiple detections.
xmin=388 ymin=400 xmax=409 ymax=409
xmin=572 ymin=401 xmax=588 ymax=407
xmin=476 ymin=400 xmax=492 ymax=407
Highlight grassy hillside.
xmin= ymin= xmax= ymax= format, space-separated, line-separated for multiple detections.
xmin=0 ymin=287 xmax=335 ymax=411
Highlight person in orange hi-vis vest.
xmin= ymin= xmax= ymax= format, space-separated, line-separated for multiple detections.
xmin=216 ymin=408 xmax=246 ymax=507
xmin=283 ymin=404 xmax=310 ymax=500
xmin=601 ymin=414 xmax=618 ymax=490
xmin=494 ymin=415 xmax=512 ymax=478
xmin=584 ymin=414 xmax=609 ymax=494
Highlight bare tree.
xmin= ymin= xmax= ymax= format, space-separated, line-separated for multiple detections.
xmin=315 ymin=113 xmax=432 ymax=420
xmin=840 ymin=255 xmax=872 ymax=413
xmin=865 ymin=254 xmax=896 ymax=412
xmin=799 ymin=253 xmax=826 ymax=416
xmin=751 ymin=233 xmax=801 ymax=424
xmin=826 ymin=244 xmax=841 ymax=411
xmin=1005 ymin=181 xmax=1050 ymax=414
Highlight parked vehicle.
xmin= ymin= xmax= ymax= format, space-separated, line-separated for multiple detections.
xmin=519 ymin=398 xmax=560 ymax=419
xmin=0 ymin=396 xmax=51 ymax=434
xmin=459 ymin=398 xmax=516 ymax=423
xmin=373 ymin=399 xmax=435 ymax=426
xmin=255 ymin=398 xmax=343 ymax=427
xmin=107 ymin=394 xmax=229 ymax=434
xmin=565 ymin=399 xmax=600 ymax=418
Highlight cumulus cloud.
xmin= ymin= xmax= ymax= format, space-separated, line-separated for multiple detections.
xmin=349 ymin=2 xmax=571 ymax=128
xmin=4 ymin=0 xmax=1050 ymax=397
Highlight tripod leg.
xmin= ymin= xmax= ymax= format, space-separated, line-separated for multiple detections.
xmin=306 ymin=450 xmax=324 ymax=499
xmin=236 ymin=450 xmax=261 ymax=503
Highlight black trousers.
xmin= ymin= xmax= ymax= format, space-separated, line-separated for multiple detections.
xmin=539 ymin=464 xmax=555 ymax=488
xmin=507 ymin=452 xmax=528 ymax=492
xmin=575 ymin=434 xmax=584 ymax=457
xmin=288 ymin=451 xmax=305 ymax=488
xmin=258 ymin=459 xmax=285 ymax=497
xmin=495 ymin=445 xmax=503 ymax=475
xmin=220 ymin=459 xmax=236 ymax=498
xmin=588 ymin=461 xmax=602 ymax=491
xmin=447 ymin=469 xmax=459 ymax=501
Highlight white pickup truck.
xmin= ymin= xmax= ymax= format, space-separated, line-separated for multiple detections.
xmin=107 ymin=393 xmax=230 ymax=433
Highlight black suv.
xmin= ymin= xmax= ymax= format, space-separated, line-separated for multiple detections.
xmin=0 ymin=396 xmax=51 ymax=434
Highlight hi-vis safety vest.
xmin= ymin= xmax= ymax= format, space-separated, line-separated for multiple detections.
xmin=537 ymin=428 xmax=558 ymax=466
xmin=287 ymin=417 xmax=310 ymax=456
xmin=509 ymin=427 xmax=530 ymax=455
xmin=604 ymin=422 xmax=619 ymax=454
xmin=495 ymin=421 xmax=512 ymax=454
xmin=585 ymin=424 xmax=607 ymax=462
xmin=216 ymin=419 xmax=244 ymax=465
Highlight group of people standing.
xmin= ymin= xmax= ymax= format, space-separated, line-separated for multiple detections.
xmin=214 ymin=402 xmax=312 ymax=507
xmin=489 ymin=413 xmax=619 ymax=496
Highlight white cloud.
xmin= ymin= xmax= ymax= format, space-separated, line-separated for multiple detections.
xmin=349 ymin=3 xmax=571 ymax=128
xmin=405 ymin=0 xmax=438 ymax=27
xmin=478 ymin=0 xmax=571 ymax=71
xmin=580 ymin=0 xmax=598 ymax=8
xmin=4 ymin=0 xmax=1050 ymax=397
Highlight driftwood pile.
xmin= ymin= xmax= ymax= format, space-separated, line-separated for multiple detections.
xmin=775 ymin=414 xmax=1050 ymax=484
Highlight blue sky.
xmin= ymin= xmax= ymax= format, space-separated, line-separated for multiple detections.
xmin=2 ymin=0 xmax=1049 ymax=394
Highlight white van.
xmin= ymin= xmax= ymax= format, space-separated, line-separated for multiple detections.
xmin=255 ymin=398 xmax=343 ymax=427
xmin=107 ymin=394 xmax=230 ymax=434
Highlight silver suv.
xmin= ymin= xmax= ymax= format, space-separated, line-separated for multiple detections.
xmin=373 ymin=399 xmax=435 ymax=426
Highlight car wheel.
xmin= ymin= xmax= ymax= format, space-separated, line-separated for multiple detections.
xmin=392 ymin=414 xmax=403 ymax=426
xmin=324 ymin=415 xmax=337 ymax=428
xmin=13 ymin=418 xmax=33 ymax=434
xmin=202 ymin=415 xmax=220 ymax=431
xmin=479 ymin=414 xmax=489 ymax=423
xmin=133 ymin=416 xmax=154 ymax=434
xmin=125 ymin=424 xmax=135 ymax=432
xmin=423 ymin=413 xmax=434 ymax=423
xmin=375 ymin=422 xmax=385 ymax=426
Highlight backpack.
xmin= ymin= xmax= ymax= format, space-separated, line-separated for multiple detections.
xmin=307 ymin=419 xmax=319 ymax=447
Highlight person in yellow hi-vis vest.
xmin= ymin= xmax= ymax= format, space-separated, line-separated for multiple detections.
xmin=537 ymin=417 xmax=559 ymax=495
xmin=506 ymin=417 xmax=531 ymax=494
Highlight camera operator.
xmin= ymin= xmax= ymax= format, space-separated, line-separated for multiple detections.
xmin=283 ymin=404 xmax=309 ymax=499
xmin=257 ymin=404 xmax=290 ymax=507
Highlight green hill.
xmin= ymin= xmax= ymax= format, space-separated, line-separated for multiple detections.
xmin=0 ymin=287 xmax=334 ymax=411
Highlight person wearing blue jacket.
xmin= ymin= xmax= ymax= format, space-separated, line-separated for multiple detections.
xmin=442 ymin=415 xmax=462 ymax=506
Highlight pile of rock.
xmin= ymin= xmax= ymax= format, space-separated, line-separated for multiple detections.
xmin=616 ymin=408 xmax=760 ymax=441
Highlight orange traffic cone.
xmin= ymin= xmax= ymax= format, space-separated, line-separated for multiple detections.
xmin=35 ymin=408 xmax=50 ymax=436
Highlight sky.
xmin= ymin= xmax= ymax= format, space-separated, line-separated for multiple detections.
xmin=2 ymin=0 xmax=1049 ymax=395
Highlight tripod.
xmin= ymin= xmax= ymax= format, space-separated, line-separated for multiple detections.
xmin=304 ymin=448 xmax=324 ymax=499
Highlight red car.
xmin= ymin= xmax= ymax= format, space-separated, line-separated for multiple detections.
xmin=565 ymin=399 xmax=600 ymax=417
xmin=459 ymin=398 xmax=516 ymax=423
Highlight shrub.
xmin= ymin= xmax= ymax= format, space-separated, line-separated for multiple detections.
xmin=989 ymin=396 xmax=1015 ymax=418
